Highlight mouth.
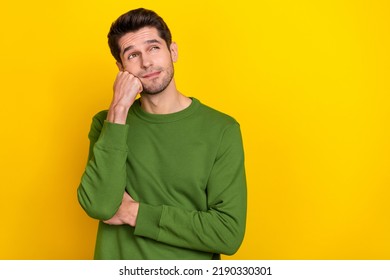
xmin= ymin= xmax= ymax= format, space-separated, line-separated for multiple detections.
xmin=142 ymin=71 xmax=161 ymax=79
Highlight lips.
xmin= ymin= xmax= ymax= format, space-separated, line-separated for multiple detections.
xmin=142 ymin=71 xmax=161 ymax=79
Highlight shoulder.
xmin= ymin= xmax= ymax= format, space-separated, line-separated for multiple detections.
xmin=92 ymin=110 xmax=108 ymax=123
xmin=195 ymin=99 xmax=239 ymax=128
xmin=194 ymin=100 xmax=244 ymax=157
xmin=88 ymin=110 xmax=108 ymax=140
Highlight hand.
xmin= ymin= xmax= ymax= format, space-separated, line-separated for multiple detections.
xmin=107 ymin=71 xmax=143 ymax=124
xmin=103 ymin=192 xmax=139 ymax=227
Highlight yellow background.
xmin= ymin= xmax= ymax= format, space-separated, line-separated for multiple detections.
xmin=1 ymin=0 xmax=389 ymax=259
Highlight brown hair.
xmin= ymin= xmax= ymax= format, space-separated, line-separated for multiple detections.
xmin=107 ymin=8 xmax=172 ymax=63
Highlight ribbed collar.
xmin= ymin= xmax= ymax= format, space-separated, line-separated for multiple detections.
xmin=130 ymin=97 xmax=200 ymax=124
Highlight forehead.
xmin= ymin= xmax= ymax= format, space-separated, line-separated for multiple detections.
xmin=118 ymin=27 xmax=162 ymax=52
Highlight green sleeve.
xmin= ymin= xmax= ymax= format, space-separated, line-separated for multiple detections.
xmin=134 ymin=123 xmax=247 ymax=255
xmin=77 ymin=114 xmax=129 ymax=220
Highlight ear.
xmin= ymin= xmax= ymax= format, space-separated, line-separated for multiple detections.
xmin=116 ymin=61 xmax=124 ymax=71
xmin=170 ymin=42 xmax=178 ymax=63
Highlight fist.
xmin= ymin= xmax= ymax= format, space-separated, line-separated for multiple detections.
xmin=112 ymin=71 xmax=143 ymax=107
xmin=107 ymin=71 xmax=143 ymax=124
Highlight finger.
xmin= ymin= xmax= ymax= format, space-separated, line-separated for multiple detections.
xmin=113 ymin=71 xmax=128 ymax=90
xmin=124 ymin=74 xmax=143 ymax=94
xmin=123 ymin=73 xmax=142 ymax=92
xmin=136 ymin=78 xmax=143 ymax=93
xmin=124 ymin=192 xmax=136 ymax=202
xmin=114 ymin=72 xmax=131 ymax=91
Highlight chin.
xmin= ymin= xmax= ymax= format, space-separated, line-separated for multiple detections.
xmin=141 ymin=89 xmax=164 ymax=96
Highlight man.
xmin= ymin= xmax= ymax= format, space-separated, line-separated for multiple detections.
xmin=77 ymin=8 xmax=247 ymax=260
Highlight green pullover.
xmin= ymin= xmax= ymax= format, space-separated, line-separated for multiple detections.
xmin=78 ymin=98 xmax=247 ymax=259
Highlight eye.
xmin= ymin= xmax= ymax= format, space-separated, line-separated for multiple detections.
xmin=150 ymin=46 xmax=160 ymax=51
xmin=127 ymin=53 xmax=138 ymax=60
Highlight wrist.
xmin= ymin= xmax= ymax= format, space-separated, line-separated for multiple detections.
xmin=129 ymin=202 xmax=139 ymax=227
xmin=107 ymin=105 xmax=130 ymax=124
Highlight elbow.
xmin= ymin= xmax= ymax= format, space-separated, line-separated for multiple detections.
xmin=216 ymin=219 xmax=246 ymax=255
xmin=77 ymin=187 xmax=118 ymax=221
xmin=223 ymin=244 xmax=242 ymax=256
xmin=220 ymin=232 xmax=245 ymax=255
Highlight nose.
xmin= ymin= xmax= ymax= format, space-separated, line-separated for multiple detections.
xmin=141 ymin=54 xmax=153 ymax=69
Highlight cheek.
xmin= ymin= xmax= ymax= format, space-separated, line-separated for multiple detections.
xmin=161 ymin=53 xmax=175 ymax=66
xmin=122 ymin=62 xmax=138 ymax=73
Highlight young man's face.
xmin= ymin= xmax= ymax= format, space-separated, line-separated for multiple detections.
xmin=117 ymin=27 xmax=178 ymax=95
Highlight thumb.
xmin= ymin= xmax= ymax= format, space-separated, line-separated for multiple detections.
xmin=123 ymin=191 xmax=136 ymax=202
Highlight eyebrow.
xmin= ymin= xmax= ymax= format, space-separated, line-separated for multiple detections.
xmin=122 ymin=39 xmax=162 ymax=56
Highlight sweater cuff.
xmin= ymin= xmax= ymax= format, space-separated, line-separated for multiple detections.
xmin=96 ymin=120 xmax=129 ymax=150
xmin=134 ymin=203 xmax=163 ymax=241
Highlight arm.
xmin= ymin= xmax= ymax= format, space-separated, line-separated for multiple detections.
xmin=77 ymin=118 xmax=129 ymax=220
xmin=134 ymin=123 xmax=247 ymax=255
xmin=77 ymin=71 xmax=142 ymax=220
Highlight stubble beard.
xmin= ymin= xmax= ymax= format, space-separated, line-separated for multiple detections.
xmin=140 ymin=63 xmax=174 ymax=95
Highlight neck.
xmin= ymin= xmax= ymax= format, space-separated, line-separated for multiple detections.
xmin=140 ymin=81 xmax=192 ymax=114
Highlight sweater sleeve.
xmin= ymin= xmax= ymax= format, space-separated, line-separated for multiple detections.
xmin=133 ymin=123 xmax=247 ymax=255
xmin=77 ymin=113 xmax=129 ymax=221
